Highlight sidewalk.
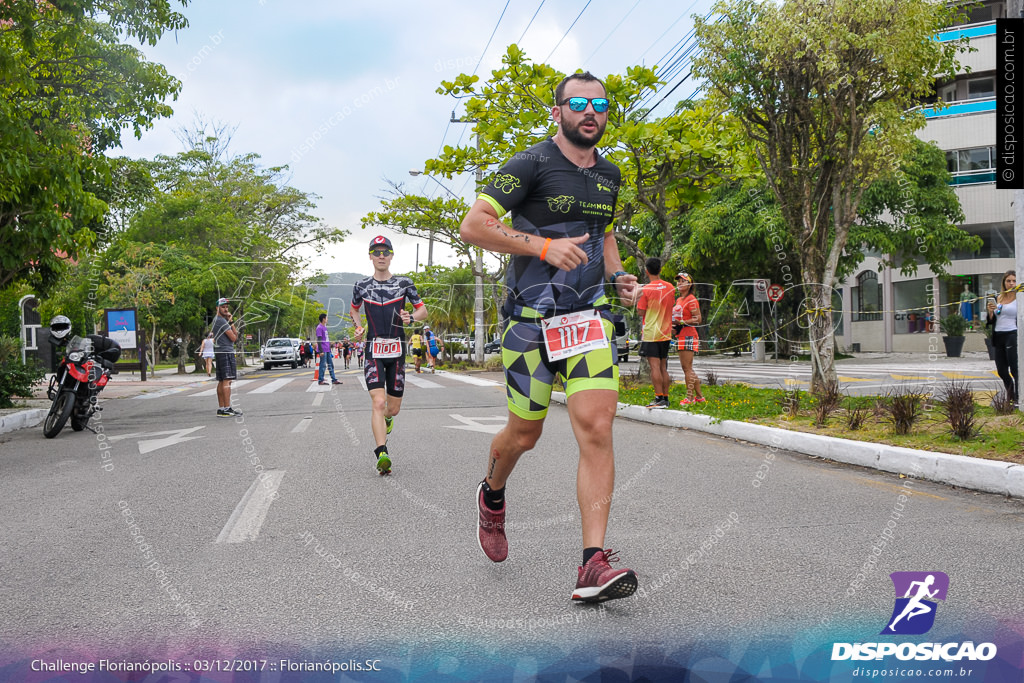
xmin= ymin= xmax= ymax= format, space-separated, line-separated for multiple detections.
xmin=0 ymin=362 xmax=264 ymax=435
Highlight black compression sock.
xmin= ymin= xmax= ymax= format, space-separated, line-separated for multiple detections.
xmin=374 ymin=445 xmax=388 ymax=458
xmin=583 ymin=547 xmax=603 ymax=565
xmin=481 ymin=480 xmax=504 ymax=511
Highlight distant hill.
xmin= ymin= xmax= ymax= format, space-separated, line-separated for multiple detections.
xmin=310 ymin=272 xmax=362 ymax=336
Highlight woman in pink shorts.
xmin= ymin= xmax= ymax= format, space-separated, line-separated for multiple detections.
xmin=673 ymin=272 xmax=705 ymax=405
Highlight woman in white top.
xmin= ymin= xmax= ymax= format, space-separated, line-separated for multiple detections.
xmin=986 ymin=270 xmax=1019 ymax=405
xmin=199 ymin=332 xmax=215 ymax=377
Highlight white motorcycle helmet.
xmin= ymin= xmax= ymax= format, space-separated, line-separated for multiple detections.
xmin=49 ymin=315 xmax=73 ymax=341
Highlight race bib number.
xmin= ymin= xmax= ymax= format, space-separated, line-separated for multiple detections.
xmin=371 ymin=337 xmax=403 ymax=359
xmin=541 ymin=309 xmax=608 ymax=362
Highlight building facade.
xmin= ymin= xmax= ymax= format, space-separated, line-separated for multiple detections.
xmin=840 ymin=2 xmax=1013 ymax=353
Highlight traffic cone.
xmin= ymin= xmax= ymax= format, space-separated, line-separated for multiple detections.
xmin=313 ymin=367 xmax=319 ymax=381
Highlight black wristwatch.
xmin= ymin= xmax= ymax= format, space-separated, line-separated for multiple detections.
xmin=609 ymin=271 xmax=627 ymax=285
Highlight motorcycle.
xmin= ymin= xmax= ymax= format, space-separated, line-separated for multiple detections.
xmin=43 ymin=334 xmax=121 ymax=439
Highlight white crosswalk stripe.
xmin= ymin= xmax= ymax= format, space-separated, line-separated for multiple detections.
xmin=249 ymin=377 xmax=297 ymax=394
xmin=189 ymin=379 xmax=256 ymax=397
xmin=433 ymin=371 xmax=503 ymax=387
xmin=405 ymin=374 xmax=443 ymax=389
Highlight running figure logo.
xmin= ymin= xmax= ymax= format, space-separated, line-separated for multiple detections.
xmin=881 ymin=571 xmax=949 ymax=635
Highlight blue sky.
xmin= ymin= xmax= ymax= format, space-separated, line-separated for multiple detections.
xmin=118 ymin=0 xmax=713 ymax=277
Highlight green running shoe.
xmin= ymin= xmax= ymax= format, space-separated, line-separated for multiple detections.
xmin=376 ymin=450 xmax=392 ymax=476
xmin=385 ymin=415 xmax=394 ymax=435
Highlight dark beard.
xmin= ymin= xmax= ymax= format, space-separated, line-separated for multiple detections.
xmin=561 ymin=116 xmax=606 ymax=148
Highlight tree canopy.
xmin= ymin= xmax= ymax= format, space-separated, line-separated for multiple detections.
xmin=693 ymin=0 xmax=967 ymax=391
xmin=0 ymin=0 xmax=188 ymax=291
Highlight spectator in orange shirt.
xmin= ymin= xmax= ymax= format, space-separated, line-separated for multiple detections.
xmin=673 ymin=272 xmax=705 ymax=404
xmin=637 ymin=257 xmax=676 ymax=409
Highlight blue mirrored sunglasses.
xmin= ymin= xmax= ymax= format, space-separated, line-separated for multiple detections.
xmin=560 ymin=97 xmax=610 ymax=113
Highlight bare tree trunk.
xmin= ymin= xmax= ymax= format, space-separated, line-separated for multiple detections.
xmin=808 ymin=284 xmax=837 ymax=393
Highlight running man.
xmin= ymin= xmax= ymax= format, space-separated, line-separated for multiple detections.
xmin=350 ymin=236 xmax=428 ymax=475
xmin=409 ymin=328 xmax=425 ymax=373
xmin=636 ymin=257 xmax=676 ymax=409
xmin=459 ymin=71 xmax=640 ymax=602
xmin=888 ymin=574 xmax=939 ymax=631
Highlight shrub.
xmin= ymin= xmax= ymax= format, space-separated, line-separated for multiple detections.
xmin=992 ymin=390 xmax=1016 ymax=415
xmin=938 ymin=380 xmax=979 ymax=441
xmin=884 ymin=386 xmax=926 ymax=435
xmin=846 ymin=403 xmax=869 ymax=431
xmin=780 ymin=388 xmax=801 ymax=418
xmin=704 ymin=369 xmax=719 ymax=386
xmin=938 ymin=313 xmax=967 ymax=337
xmin=814 ymin=380 xmax=842 ymax=427
xmin=0 ymin=335 xmax=45 ymax=408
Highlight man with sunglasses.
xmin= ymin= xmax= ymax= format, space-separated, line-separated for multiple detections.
xmin=460 ymin=71 xmax=640 ymax=603
xmin=350 ymin=236 xmax=429 ymax=475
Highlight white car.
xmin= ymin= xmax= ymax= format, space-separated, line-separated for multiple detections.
xmin=261 ymin=337 xmax=301 ymax=370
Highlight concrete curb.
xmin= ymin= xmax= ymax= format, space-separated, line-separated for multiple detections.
xmin=0 ymin=409 xmax=48 ymax=435
xmin=550 ymin=392 xmax=1024 ymax=500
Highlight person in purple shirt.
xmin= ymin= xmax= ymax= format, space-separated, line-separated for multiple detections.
xmin=316 ymin=313 xmax=342 ymax=386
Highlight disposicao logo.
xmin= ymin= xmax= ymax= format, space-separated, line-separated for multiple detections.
xmin=831 ymin=571 xmax=997 ymax=663
xmin=882 ymin=571 xmax=948 ymax=635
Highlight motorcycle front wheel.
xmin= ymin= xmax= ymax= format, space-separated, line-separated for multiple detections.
xmin=43 ymin=391 xmax=75 ymax=438
xmin=71 ymin=411 xmax=90 ymax=431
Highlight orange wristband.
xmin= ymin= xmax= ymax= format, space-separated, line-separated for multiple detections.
xmin=540 ymin=237 xmax=552 ymax=261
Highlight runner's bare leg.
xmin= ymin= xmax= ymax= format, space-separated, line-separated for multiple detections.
xmin=567 ymin=389 xmax=617 ymax=549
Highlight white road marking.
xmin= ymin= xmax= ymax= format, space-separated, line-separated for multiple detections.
xmin=133 ymin=384 xmax=207 ymax=400
xmin=107 ymin=426 xmax=206 ymax=454
xmin=312 ymin=393 xmax=325 ymax=406
xmin=445 ymin=414 xmax=508 ymax=434
xmin=190 ymin=379 xmax=255 ymax=397
xmin=405 ymin=374 xmax=443 ymax=388
xmin=215 ymin=470 xmax=285 ymax=544
xmin=291 ymin=417 xmax=313 ymax=433
xmin=434 ymin=371 xmax=502 ymax=387
xmin=306 ymin=382 xmax=332 ymax=392
xmin=249 ymin=377 xmax=297 ymax=393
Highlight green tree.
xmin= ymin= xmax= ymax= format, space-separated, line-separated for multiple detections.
xmin=427 ymin=46 xmax=749 ymax=270
xmin=0 ymin=0 xmax=186 ymax=291
xmin=694 ymin=0 xmax=966 ymax=392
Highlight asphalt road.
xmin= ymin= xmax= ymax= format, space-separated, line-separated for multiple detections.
xmin=1 ymin=365 xmax=1022 ymax=681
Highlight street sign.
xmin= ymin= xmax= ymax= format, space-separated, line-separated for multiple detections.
xmin=767 ymin=284 xmax=785 ymax=302
xmin=105 ymin=308 xmax=138 ymax=349
xmin=753 ymin=279 xmax=769 ymax=302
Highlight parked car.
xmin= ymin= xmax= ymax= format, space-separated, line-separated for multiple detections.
xmin=483 ymin=339 xmax=501 ymax=354
xmin=261 ymin=337 xmax=301 ymax=370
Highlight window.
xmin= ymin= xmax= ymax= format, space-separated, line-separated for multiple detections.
xmin=946 ymin=147 xmax=996 ymax=184
xmin=967 ymin=77 xmax=995 ymax=100
xmin=939 ymin=83 xmax=956 ymax=103
xmin=853 ymin=271 xmax=882 ymax=322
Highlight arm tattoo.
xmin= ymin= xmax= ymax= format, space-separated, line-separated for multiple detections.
xmin=485 ymin=218 xmax=529 ymax=243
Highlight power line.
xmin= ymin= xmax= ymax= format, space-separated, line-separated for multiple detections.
xmin=472 ymin=0 xmax=511 ymax=78
xmin=584 ymin=0 xmax=641 ymax=65
xmin=635 ymin=2 xmax=697 ymax=65
xmin=517 ymin=0 xmax=546 ymax=45
xmin=429 ymin=3 xmax=511 ymax=187
xmin=545 ymin=0 xmax=592 ymax=63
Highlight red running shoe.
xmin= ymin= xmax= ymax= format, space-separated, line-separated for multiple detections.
xmin=476 ymin=481 xmax=507 ymax=562
xmin=571 ymin=549 xmax=638 ymax=603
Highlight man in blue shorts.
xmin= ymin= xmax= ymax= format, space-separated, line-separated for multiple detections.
xmin=350 ymin=236 xmax=429 ymax=475
xmin=460 ymin=71 xmax=640 ymax=602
